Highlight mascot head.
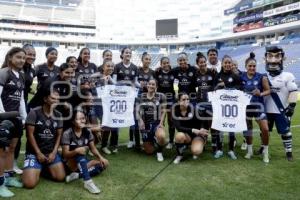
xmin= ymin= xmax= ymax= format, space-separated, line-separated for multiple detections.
xmin=265 ymin=46 xmax=285 ymax=77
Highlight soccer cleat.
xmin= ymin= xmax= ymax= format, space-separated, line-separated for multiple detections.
xmin=13 ymin=160 xmax=23 ymax=175
xmin=173 ymin=156 xmax=183 ymax=164
xmin=214 ymin=150 xmax=224 ymax=159
xmin=166 ymin=143 xmax=173 ymax=149
xmin=228 ymin=151 xmax=237 ymax=160
xmin=127 ymin=141 xmax=135 ymax=149
xmin=263 ymin=152 xmax=270 ymax=164
xmin=244 ymin=152 xmax=253 ymax=159
xmin=5 ymin=177 xmax=23 ymax=188
xmin=241 ymin=141 xmax=247 ymax=151
xmin=192 ymin=155 xmax=198 ymax=160
xmin=66 ymin=172 xmax=80 ymax=183
xmin=156 ymin=153 xmax=164 ymax=162
xmin=254 ymin=146 xmax=264 ymax=155
xmin=84 ymin=180 xmax=101 ymax=194
xmin=286 ymin=152 xmax=293 ymax=162
xmin=111 ymin=148 xmax=118 ymax=154
xmin=102 ymin=147 xmax=111 ymax=155
xmin=0 ymin=185 xmax=14 ymax=198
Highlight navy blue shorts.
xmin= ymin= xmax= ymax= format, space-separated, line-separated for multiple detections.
xmin=267 ymin=113 xmax=290 ymax=134
xmin=246 ymin=104 xmax=267 ymax=120
xmin=23 ymin=153 xmax=63 ymax=170
xmin=141 ymin=122 xmax=160 ymax=143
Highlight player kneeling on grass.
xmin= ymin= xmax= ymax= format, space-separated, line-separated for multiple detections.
xmin=138 ymin=79 xmax=167 ymax=162
xmin=22 ymin=89 xmax=66 ymax=189
xmin=61 ymin=109 xmax=109 ymax=194
xmin=173 ymin=93 xmax=209 ymax=164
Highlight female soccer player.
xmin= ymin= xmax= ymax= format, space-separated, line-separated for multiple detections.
xmin=29 ymin=47 xmax=59 ymax=109
xmin=66 ymin=56 xmax=78 ymax=90
xmin=77 ymin=48 xmax=97 ymax=89
xmin=22 ymin=89 xmax=65 ymax=189
xmin=213 ymin=55 xmax=241 ymax=160
xmin=114 ymin=47 xmax=140 ymax=149
xmin=172 ymin=52 xmax=197 ymax=104
xmin=0 ymin=47 xmax=27 ymax=189
xmin=138 ymin=52 xmax=155 ymax=93
xmin=138 ymin=79 xmax=167 ymax=162
xmin=91 ymin=60 xmax=118 ymax=154
xmin=98 ymin=49 xmax=113 ymax=72
xmin=173 ymin=93 xmax=208 ymax=164
xmin=241 ymin=52 xmax=270 ymax=163
xmin=61 ymin=109 xmax=109 ymax=194
xmin=155 ymin=57 xmax=175 ymax=149
xmin=195 ymin=52 xmax=221 ymax=154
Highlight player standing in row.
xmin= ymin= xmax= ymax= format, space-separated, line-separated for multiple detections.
xmin=172 ymin=52 xmax=197 ymax=104
xmin=138 ymin=52 xmax=155 ymax=94
xmin=0 ymin=47 xmax=27 ymax=196
xmin=194 ymin=52 xmax=220 ymax=154
xmin=214 ymin=55 xmax=241 ymax=159
xmin=138 ymin=79 xmax=167 ymax=162
xmin=241 ymin=52 xmax=270 ymax=163
xmin=207 ymin=48 xmax=222 ymax=73
xmin=154 ymin=57 xmax=175 ymax=149
xmin=76 ymin=48 xmax=98 ymax=89
xmin=22 ymin=89 xmax=65 ymax=189
xmin=91 ymin=60 xmax=119 ymax=154
xmin=114 ymin=47 xmax=141 ymax=150
xmin=263 ymin=46 xmax=298 ymax=161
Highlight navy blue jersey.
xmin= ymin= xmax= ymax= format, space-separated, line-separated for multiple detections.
xmin=35 ymin=63 xmax=59 ymax=90
xmin=0 ymin=68 xmax=25 ymax=112
xmin=61 ymin=128 xmax=94 ymax=151
xmin=114 ymin=62 xmax=138 ymax=84
xmin=172 ymin=66 xmax=197 ymax=96
xmin=23 ymin=63 xmax=36 ymax=102
xmin=76 ymin=62 xmax=97 ymax=84
xmin=138 ymin=92 xmax=167 ymax=124
xmin=138 ymin=68 xmax=155 ymax=93
xmin=215 ymin=70 xmax=241 ymax=90
xmin=25 ymin=107 xmax=63 ymax=155
xmin=195 ymin=68 xmax=217 ymax=102
xmin=241 ymin=72 xmax=264 ymax=103
xmin=154 ymin=69 xmax=175 ymax=102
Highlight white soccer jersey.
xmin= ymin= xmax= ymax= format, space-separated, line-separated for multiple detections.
xmin=207 ymin=61 xmax=222 ymax=73
xmin=208 ymin=89 xmax=251 ymax=132
xmin=264 ymin=72 xmax=298 ymax=114
xmin=99 ymin=85 xmax=136 ymax=127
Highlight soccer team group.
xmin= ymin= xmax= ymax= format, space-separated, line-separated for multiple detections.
xmin=0 ymin=44 xmax=298 ymax=197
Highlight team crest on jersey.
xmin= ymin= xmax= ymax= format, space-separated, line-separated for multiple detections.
xmin=208 ymin=76 xmax=212 ymax=81
xmin=188 ymin=72 xmax=193 ymax=77
xmin=228 ymin=77 xmax=233 ymax=82
xmin=53 ymin=121 xmax=57 ymax=128
xmin=158 ymin=75 xmax=162 ymax=79
xmin=17 ymin=81 xmax=22 ymax=88
xmin=131 ymin=71 xmax=135 ymax=75
xmin=170 ymin=75 xmax=174 ymax=80
xmin=45 ymin=120 xmax=51 ymax=127
xmin=91 ymin=69 xmax=95 ymax=73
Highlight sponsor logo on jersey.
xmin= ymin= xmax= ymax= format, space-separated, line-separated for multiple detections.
xmin=109 ymin=89 xmax=127 ymax=97
xmin=7 ymin=81 xmax=15 ymax=86
xmin=228 ymin=77 xmax=233 ymax=82
xmin=220 ymin=94 xmax=238 ymax=101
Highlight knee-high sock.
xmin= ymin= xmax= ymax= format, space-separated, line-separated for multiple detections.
xmin=281 ymin=132 xmax=292 ymax=153
xmin=75 ymin=155 xmax=90 ymax=181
